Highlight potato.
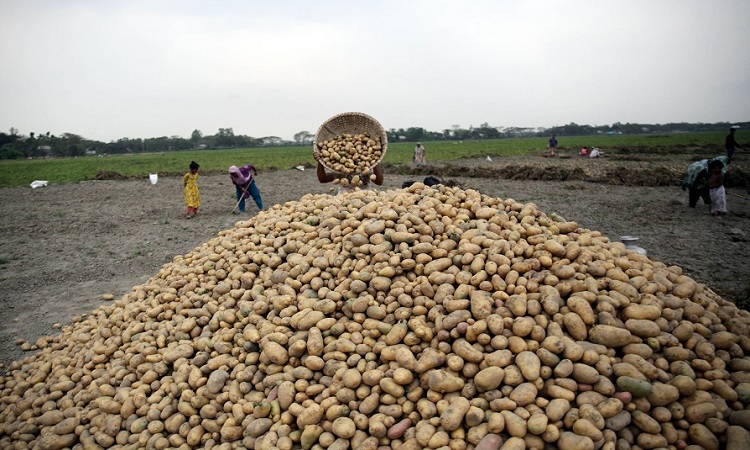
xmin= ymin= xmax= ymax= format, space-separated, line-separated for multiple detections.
xmin=615 ymin=375 xmax=651 ymax=397
xmin=596 ymin=397 xmax=623 ymax=419
xmin=247 ymin=418 xmax=274 ymax=438
xmin=546 ymin=398 xmax=571 ymax=421
xmin=509 ymin=383 xmax=538 ymax=406
xmin=572 ymin=418 xmax=603 ymax=442
xmin=387 ymin=418 xmax=412 ymax=439
xmin=563 ymin=312 xmax=588 ymax=340
xmin=571 ymin=363 xmax=600 ymax=384
xmin=557 ymin=431 xmax=594 ymax=450
xmin=632 ymin=410 xmax=661 ymax=434
xmin=588 ymin=325 xmax=633 ymax=347
xmin=474 ymin=366 xmax=505 ymax=392
xmin=685 ymin=403 xmax=719 ymax=423
xmin=688 ymin=423 xmax=720 ymax=450
xmin=331 ymin=417 xmax=356 ymax=439
xmin=428 ymin=370 xmax=465 ymax=393
xmin=296 ymin=404 xmax=324 ymax=428
xmin=637 ymin=432 xmax=668 ymax=449
xmin=726 ymin=426 xmax=750 ymax=450
xmin=440 ymin=397 xmax=471 ymax=431
xmin=474 ymin=433 xmax=503 ymax=450
xmin=527 ymin=414 xmax=548 ymax=435
xmin=500 ymin=436 xmax=526 ymax=450
xmin=568 ymin=296 xmax=596 ymax=325
xmin=501 ymin=410 xmax=527 ymax=438
xmin=624 ymin=319 xmax=661 ymax=338
xmin=515 ymin=351 xmax=541 ymax=381
xmin=647 ymin=382 xmax=680 ymax=407
xmin=623 ymin=304 xmax=662 ymax=321
xmin=453 ymin=339 xmax=485 ymax=363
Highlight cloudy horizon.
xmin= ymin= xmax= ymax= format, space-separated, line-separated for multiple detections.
xmin=1 ymin=0 xmax=749 ymax=142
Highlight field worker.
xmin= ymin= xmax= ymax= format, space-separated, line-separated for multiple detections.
xmin=313 ymin=149 xmax=384 ymax=194
xmin=725 ymin=126 xmax=744 ymax=160
xmin=183 ymin=161 xmax=200 ymax=218
xmin=229 ymin=163 xmax=263 ymax=213
xmin=681 ymin=156 xmax=729 ymax=208
xmin=548 ymin=134 xmax=558 ymax=156
xmin=414 ymin=142 xmax=426 ymax=165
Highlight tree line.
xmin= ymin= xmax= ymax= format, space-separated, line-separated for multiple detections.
xmin=384 ymin=121 xmax=749 ymax=142
xmin=0 ymin=128 xmax=289 ymax=160
xmin=1 ymin=121 xmax=747 ymax=160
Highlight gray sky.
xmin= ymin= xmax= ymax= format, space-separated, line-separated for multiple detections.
xmin=1 ymin=0 xmax=749 ymax=142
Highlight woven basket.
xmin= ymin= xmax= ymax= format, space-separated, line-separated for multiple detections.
xmin=313 ymin=112 xmax=388 ymax=174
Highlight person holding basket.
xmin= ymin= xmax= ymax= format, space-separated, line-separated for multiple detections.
xmin=229 ymin=163 xmax=263 ymax=213
xmin=312 ymin=112 xmax=387 ymax=194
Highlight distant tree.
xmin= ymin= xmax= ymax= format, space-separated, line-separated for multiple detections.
xmin=0 ymin=130 xmax=22 ymax=159
xmin=190 ymin=129 xmax=203 ymax=147
xmin=261 ymin=136 xmax=282 ymax=146
xmin=215 ymin=128 xmax=236 ymax=147
xmin=231 ymin=134 xmax=259 ymax=148
xmin=293 ymin=131 xmax=314 ymax=144
xmin=404 ymin=127 xmax=427 ymax=141
xmin=0 ymin=131 xmax=19 ymax=147
xmin=474 ymin=123 xmax=500 ymax=139
xmin=61 ymin=133 xmax=84 ymax=157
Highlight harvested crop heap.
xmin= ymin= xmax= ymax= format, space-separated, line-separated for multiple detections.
xmin=1 ymin=183 xmax=750 ymax=450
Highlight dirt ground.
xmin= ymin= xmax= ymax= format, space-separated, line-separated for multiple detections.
xmin=1 ymin=150 xmax=749 ymax=371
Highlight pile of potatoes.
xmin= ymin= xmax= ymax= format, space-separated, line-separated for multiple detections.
xmin=316 ymin=133 xmax=383 ymax=181
xmin=2 ymin=183 xmax=750 ymax=450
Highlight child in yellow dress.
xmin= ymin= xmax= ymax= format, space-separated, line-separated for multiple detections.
xmin=183 ymin=161 xmax=200 ymax=218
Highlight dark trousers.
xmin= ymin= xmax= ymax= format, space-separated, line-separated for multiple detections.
xmin=688 ymin=171 xmax=709 ymax=207
xmin=236 ymin=182 xmax=263 ymax=211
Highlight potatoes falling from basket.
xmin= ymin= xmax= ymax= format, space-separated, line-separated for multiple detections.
xmin=314 ymin=112 xmax=388 ymax=186
xmin=318 ymin=133 xmax=383 ymax=174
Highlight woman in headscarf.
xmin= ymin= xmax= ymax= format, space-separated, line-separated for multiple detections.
xmin=682 ymin=156 xmax=729 ymax=208
xmin=229 ymin=163 xmax=263 ymax=213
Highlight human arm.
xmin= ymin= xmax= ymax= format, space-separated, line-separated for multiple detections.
xmin=372 ymin=164 xmax=384 ymax=185
xmin=240 ymin=164 xmax=258 ymax=176
xmin=313 ymin=150 xmax=336 ymax=183
xmin=316 ymin=163 xmax=336 ymax=183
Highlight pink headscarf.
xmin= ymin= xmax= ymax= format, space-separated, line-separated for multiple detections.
xmin=229 ymin=165 xmax=247 ymax=184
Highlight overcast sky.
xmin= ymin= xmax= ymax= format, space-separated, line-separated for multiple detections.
xmin=1 ymin=1 xmax=749 ymax=142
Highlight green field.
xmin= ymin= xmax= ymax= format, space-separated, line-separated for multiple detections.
xmin=0 ymin=133 xmax=729 ymax=188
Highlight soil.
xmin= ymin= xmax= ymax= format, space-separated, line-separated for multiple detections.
xmin=1 ymin=149 xmax=749 ymax=371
